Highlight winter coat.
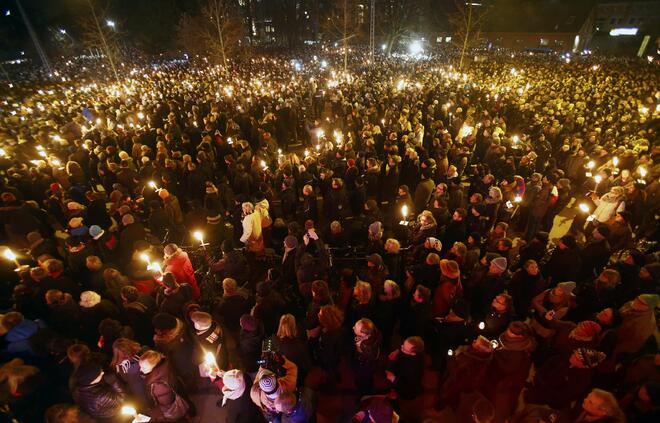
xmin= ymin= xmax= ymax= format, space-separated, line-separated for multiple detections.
xmin=413 ymin=178 xmax=435 ymax=214
xmin=164 ymin=250 xmax=200 ymax=300
xmin=193 ymin=321 xmax=228 ymax=370
xmin=144 ymin=360 xmax=189 ymax=421
xmin=153 ymin=319 xmax=197 ymax=389
xmin=508 ymin=269 xmax=546 ymax=318
xmin=526 ymin=354 xmax=593 ymax=410
xmin=1 ymin=319 xmax=47 ymax=358
xmin=213 ymin=293 xmax=251 ymax=332
xmin=615 ymin=302 xmax=657 ymax=356
xmin=157 ymin=284 xmax=193 ymax=319
xmin=592 ymin=193 xmax=625 ymax=224
xmin=250 ymin=358 xmax=298 ymax=414
xmin=72 ymin=374 xmax=126 ymax=420
xmin=221 ymin=373 xmax=264 ymax=423
xmin=114 ymin=350 xmax=150 ymax=407
xmin=238 ymin=328 xmax=264 ymax=373
xmin=388 ymin=350 xmax=425 ymax=400
xmin=441 ymin=345 xmax=493 ymax=407
xmin=543 ymin=246 xmax=582 ymax=284
xmin=163 ymin=194 xmax=184 ymax=226
xmin=579 ymin=238 xmax=611 ymax=281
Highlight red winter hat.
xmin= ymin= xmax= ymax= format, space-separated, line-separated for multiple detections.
xmin=347 ymin=159 xmax=356 ymax=167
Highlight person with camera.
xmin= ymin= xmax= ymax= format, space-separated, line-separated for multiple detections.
xmin=250 ymin=350 xmax=298 ymax=423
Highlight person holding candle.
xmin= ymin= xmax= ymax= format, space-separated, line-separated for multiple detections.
xmin=139 ymin=350 xmax=192 ymax=421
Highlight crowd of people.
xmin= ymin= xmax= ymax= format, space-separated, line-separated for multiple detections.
xmin=0 ymin=48 xmax=658 ymax=423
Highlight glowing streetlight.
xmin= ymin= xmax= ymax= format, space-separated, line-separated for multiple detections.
xmin=408 ymin=40 xmax=423 ymax=56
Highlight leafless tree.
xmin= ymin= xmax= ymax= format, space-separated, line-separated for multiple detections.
xmin=79 ymin=0 xmax=121 ymax=81
xmin=450 ymin=0 xmax=488 ymax=69
xmin=322 ymin=0 xmax=366 ymax=72
xmin=177 ymin=0 xmax=246 ymax=68
xmin=378 ymin=0 xmax=423 ymax=56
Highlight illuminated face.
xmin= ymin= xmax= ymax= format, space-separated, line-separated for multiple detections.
xmin=492 ymin=295 xmax=508 ymax=312
xmin=582 ymin=392 xmax=607 ymax=417
xmin=525 ymin=262 xmax=539 ymax=276
xmin=596 ymin=308 xmax=613 ymax=326
xmin=401 ymin=340 xmax=416 ymax=355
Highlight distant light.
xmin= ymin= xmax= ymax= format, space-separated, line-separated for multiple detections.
xmin=408 ymin=40 xmax=423 ymax=56
xmin=59 ymin=28 xmax=66 ymax=34
xmin=381 ymin=44 xmax=387 ymax=51
xmin=609 ymin=27 xmax=638 ymax=36
xmin=106 ymin=20 xmax=115 ymax=28
xmin=466 ymin=2 xmax=482 ymax=5
xmin=4 ymin=10 xmax=10 ymax=17
xmin=320 ymin=60 xmax=327 ymax=68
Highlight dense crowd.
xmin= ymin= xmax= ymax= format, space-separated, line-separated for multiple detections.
xmin=0 ymin=49 xmax=658 ymax=423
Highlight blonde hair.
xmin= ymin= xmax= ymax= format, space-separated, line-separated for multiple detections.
xmin=223 ymin=278 xmax=237 ymax=295
xmin=111 ymin=338 xmax=142 ymax=367
xmin=426 ymin=253 xmax=440 ymax=265
xmin=589 ymin=389 xmax=625 ymax=420
xmin=354 ymin=281 xmax=372 ymax=304
xmin=276 ymin=314 xmax=298 ymax=339
xmin=139 ymin=350 xmax=164 ymax=368
xmin=0 ymin=359 xmax=39 ymax=394
xmin=385 ymin=238 xmax=401 ymax=254
xmin=383 ymin=280 xmax=401 ymax=299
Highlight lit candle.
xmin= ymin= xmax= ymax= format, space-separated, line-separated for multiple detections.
xmin=478 ymin=321 xmax=485 ymax=330
xmin=3 ymin=249 xmax=20 ymax=269
xmin=193 ymin=231 xmax=207 ymax=249
xmin=579 ymin=203 xmax=590 ymax=213
xmin=401 ymin=205 xmax=408 ymax=219
xmin=121 ymin=405 xmax=138 ymax=420
xmin=638 ymin=166 xmax=647 ymax=178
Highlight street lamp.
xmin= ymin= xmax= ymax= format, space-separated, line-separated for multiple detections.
xmin=408 ymin=40 xmax=423 ymax=56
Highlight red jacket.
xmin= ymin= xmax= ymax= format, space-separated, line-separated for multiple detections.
xmin=165 ymin=251 xmax=200 ymax=299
